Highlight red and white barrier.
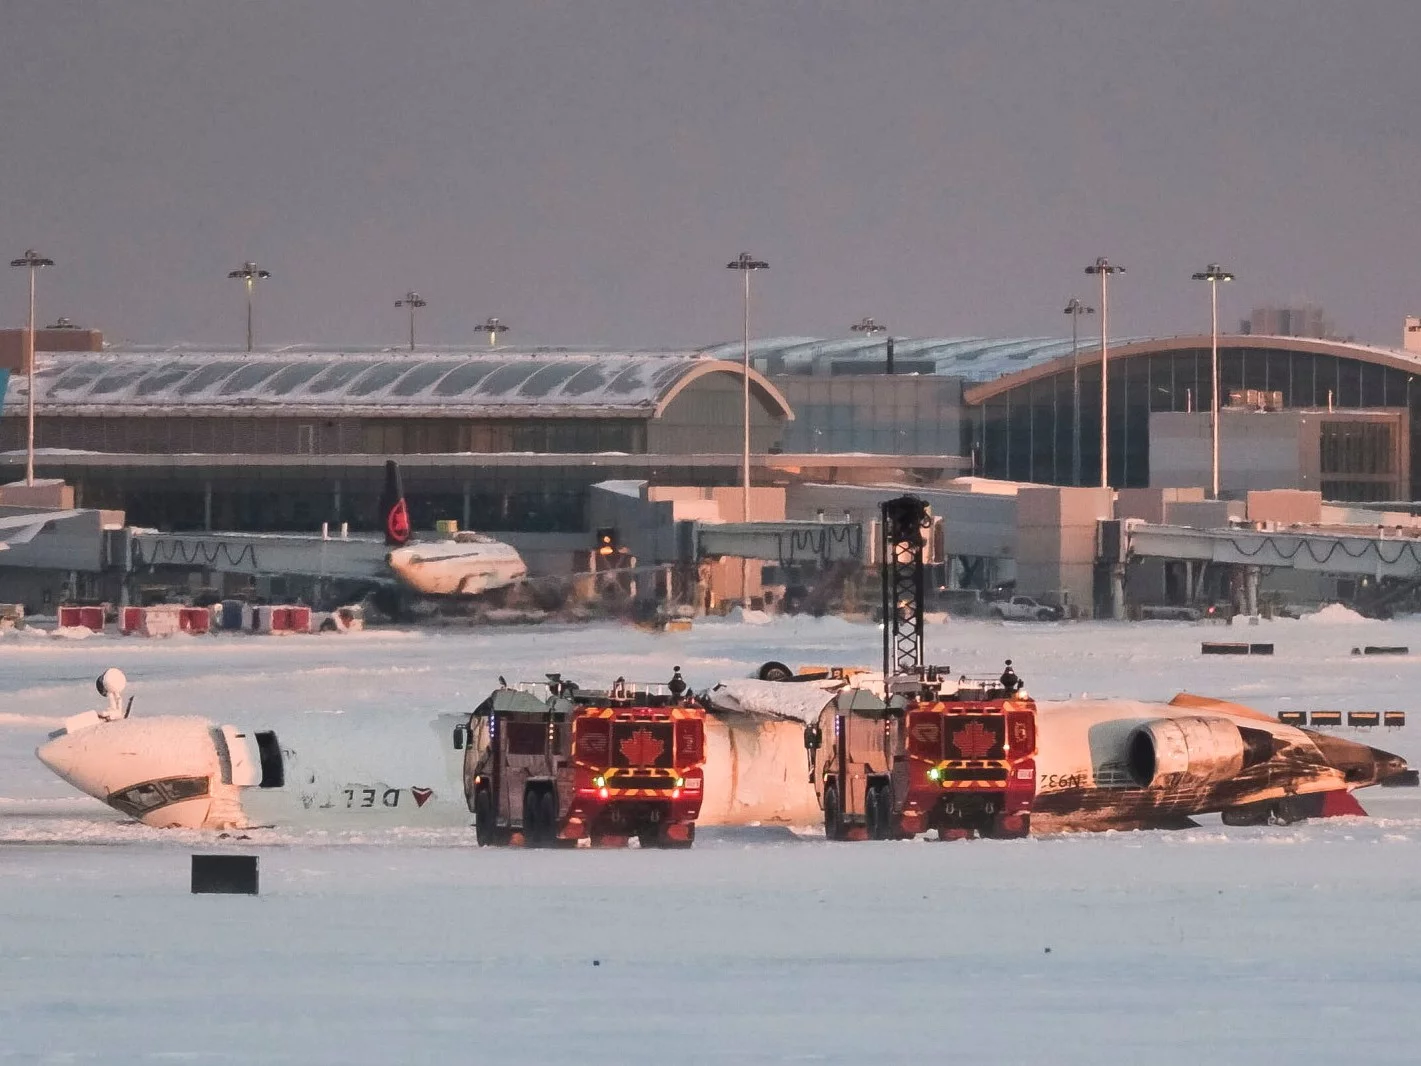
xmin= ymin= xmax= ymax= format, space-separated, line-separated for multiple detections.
xmin=253 ymin=605 xmax=312 ymax=634
xmin=179 ymin=607 xmax=212 ymax=635
xmin=120 ymin=604 xmax=184 ymax=637
xmin=85 ymin=602 xmax=316 ymax=637
xmin=58 ymin=605 xmax=106 ymax=632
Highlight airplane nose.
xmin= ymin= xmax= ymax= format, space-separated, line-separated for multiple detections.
xmin=36 ymin=732 xmax=108 ymax=802
xmin=34 ymin=716 xmax=226 ymax=828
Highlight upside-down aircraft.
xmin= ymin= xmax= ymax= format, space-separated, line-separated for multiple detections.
xmin=34 ymin=665 xmax=1407 ymax=833
xmin=709 ymin=674 xmax=1409 ymax=830
xmin=376 ymin=459 xmax=528 ymax=597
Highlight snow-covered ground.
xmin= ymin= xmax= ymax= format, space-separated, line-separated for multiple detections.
xmin=4 ymin=615 xmax=1421 ymax=1063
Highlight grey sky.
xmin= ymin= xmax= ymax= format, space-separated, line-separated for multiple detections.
xmin=3 ymin=1 xmax=1419 ymax=349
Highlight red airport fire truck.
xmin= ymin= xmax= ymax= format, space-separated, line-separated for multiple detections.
xmin=800 ymin=496 xmax=1038 ymax=840
xmin=459 ymin=673 xmax=706 ymax=848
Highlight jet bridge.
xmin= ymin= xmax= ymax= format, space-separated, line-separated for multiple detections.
xmin=1126 ymin=521 xmax=1421 ymax=580
xmin=691 ymin=520 xmax=865 ymax=565
xmin=127 ymin=530 xmax=392 ymax=581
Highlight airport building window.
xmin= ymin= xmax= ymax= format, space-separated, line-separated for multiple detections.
xmin=967 ymin=346 xmax=1419 ymax=495
xmin=1320 ymin=422 xmax=1393 ymax=476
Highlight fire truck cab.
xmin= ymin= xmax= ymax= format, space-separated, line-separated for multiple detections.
xmin=460 ymin=674 xmax=706 ymax=848
xmin=804 ymin=666 xmax=1037 ymax=841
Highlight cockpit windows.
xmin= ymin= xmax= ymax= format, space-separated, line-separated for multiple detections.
xmin=106 ymin=776 xmax=210 ymax=819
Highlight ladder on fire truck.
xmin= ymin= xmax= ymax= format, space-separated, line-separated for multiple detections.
xmin=880 ymin=495 xmax=931 ymax=679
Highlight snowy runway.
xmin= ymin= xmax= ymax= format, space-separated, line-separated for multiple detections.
xmin=5 ymin=831 xmax=1420 ymax=1064
xmin=4 ymin=615 xmax=1421 ymax=1062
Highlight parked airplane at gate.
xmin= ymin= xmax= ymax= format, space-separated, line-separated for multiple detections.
xmin=377 ymin=460 xmax=528 ymax=596
xmin=35 ymin=667 xmax=1407 ymax=833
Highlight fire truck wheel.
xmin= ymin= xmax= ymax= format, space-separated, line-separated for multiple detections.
xmin=522 ymin=787 xmax=545 ymax=846
xmin=823 ymin=782 xmax=844 ymax=841
xmin=539 ymin=791 xmax=558 ymax=840
xmin=474 ymin=789 xmax=495 ymax=847
xmin=661 ymin=824 xmax=695 ymax=849
xmin=640 ymin=824 xmax=695 ymax=849
xmin=986 ymin=812 xmax=1031 ymax=839
xmin=863 ymin=786 xmax=880 ymax=839
xmin=868 ymin=784 xmax=895 ymax=840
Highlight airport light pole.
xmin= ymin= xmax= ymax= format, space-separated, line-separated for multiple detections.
xmin=727 ymin=253 xmax=769 ymax=524
xmin=851 ymin=317 xmax=893 ymax=374
xmin=227 ymin=262 xmax=271 ymax=352
xmin=728 ymin=252 xmax=768 ymax=605
xmin=1064 ymin=298 xmax=1095 ymax=486
xmin=1191 ymin=263 xmax=1235 ymax=499
xmin=480 ymin=316 xmax=509 ymax=348
xmin=1084 ymin=257 xmax=1124 ymax=487
xmin=9 ymin=249 xmax=54 ymax=486
xmin=395 ymin=291 xmax=427 ymax=352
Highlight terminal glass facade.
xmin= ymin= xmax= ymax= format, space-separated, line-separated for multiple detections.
xmin=969 ymin=345 xmax=1421 ymax=498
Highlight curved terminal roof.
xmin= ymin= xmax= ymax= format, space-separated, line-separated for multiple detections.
xmin=962 ymin=334 xmax=1421 ymax=405
xmin=14 ymin=335 xmax=1417 ymax=415
xmin=700 ymin=336 xmax=1089 ymax=383
xmin=20 ymin=349 xmax=793 ymax=420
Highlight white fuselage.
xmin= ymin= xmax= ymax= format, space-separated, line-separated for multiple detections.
xmin=386 ymin=537 xmax=527 ymax=596
xmin=35 ymin=690 xmax=1401 ymax=833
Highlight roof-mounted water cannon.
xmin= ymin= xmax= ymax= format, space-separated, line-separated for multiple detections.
xmin=46 ymin=667 xmax=134 ymax=740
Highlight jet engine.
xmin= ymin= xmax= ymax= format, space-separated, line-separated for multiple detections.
xmin=1125 ymin=716 xmax=1245 ymax=790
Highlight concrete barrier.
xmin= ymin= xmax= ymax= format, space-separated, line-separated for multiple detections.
xmin=120 ymin=604 xmax=183 ymax=637
xmin=58 ymin=605 xmax=105 ymax=632
xmin=1201 ymin=642 xmax=1273 ymax=655
xmin=178 ymin=607 xmax=211 ymax=635
xmin=254 ymin=605 xmax=312 ymax=634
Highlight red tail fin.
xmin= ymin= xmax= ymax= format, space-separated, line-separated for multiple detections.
xmin=380 ymin=460 xmax=411 ymax=546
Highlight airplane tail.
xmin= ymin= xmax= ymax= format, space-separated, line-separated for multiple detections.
xmin=380 ymin=460 xmax=412 ymax=547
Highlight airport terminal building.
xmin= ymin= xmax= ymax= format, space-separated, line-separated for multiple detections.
xmin=736 ymin=333 xmax=1421 ymax=502
xmin=3 ymin=330 xmax=1421 ymax=541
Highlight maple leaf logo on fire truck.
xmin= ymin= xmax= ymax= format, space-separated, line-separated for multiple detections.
xmin=619 ymin=728 xmax=665 ymax=766
xmin=950 ymin=721 xmax=996 ymax=760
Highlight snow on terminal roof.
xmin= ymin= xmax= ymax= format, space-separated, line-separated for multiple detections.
xmin=22 ymin=348 xmax=791 ymax=418
xmin=702 ymin=336 xmax=1095 ymax=383
xmin=16 ymin=337 xmax=1115 ymax=414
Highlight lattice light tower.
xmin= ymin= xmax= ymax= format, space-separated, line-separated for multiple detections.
xmin=880 ymin=495 xmax=931 ymax=678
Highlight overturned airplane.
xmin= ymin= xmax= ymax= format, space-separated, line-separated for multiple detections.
xmin=35 ymin=666 xmax=1407 ymax=835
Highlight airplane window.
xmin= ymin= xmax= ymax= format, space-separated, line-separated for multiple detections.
xmin=109 ymin=782 xmax=166 ymax=815
xmin=163 ymin=777 xmax=211 ymax=801
xmin=106 ymin=777 xmax=210 ymax=818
